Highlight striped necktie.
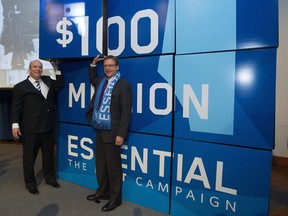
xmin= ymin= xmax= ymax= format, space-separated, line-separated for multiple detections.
xmin=35 ymin=80 xmax=41 ymax=92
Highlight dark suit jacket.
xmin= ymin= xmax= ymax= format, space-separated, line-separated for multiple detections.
xmin=86 ymin=66 xmax=132 ymax=143
xmin=11 ymin=75 xmax=64 ymax=134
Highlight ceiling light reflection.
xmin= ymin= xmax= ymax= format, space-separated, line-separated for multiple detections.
xmin=236 ymin=68 xmax=254 ymax=87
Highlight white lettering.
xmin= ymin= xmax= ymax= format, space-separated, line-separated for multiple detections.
xmin=69 ymin=83 xmax=85 ymax=108
xmin=96 ymin=17 xmax=103 ymax=54
xmin=80 ymin=137 xmax=94 ymax=160
xmin=177 ymin=154 xmax=183 ymax=181
xmin=184 ymin=157 xmax=211 ymax=189
xmin=186 ymin=190 xmax=195 ymax=200
xmin=226 ymin=200 xmax=236 ymax=212
xmin=183 ymin=84 xmax=209 ymax=119
xmin=108 ymin=16 xmax=125 ymax=56
xmin=131 ymin=146 xmax=148 ymax=174
xmin=137 ymin=83 xmax=143 ymax=113
xmin=150 ymin=83 xmax=172 ymax=115
xmin=136 ymin=177 xmax=142 ymax=186
xmin=153 ymin=149 xmax=171 ymax=177
xmin=210 ymin=196 xmax=219 ymax=207
xmin=68 ymin=159 xmax=87 ymax=171
xmin=121 ymin=144 xmax=128 ymax=169
xmin=158 ymin=182 xmax=169 ymax=193
xmin=131 ymin=9 xmax=158 ymax=54
xmin=99 ymin=113 xmax=109 ymax=120
xmin=146 ymin=180 xmax=154 ymax=189
xmin=175 ymin=186 xmax=182 ymax=195
xmin=68 ymin=135 xmax=78 ymax=157
xmin=216 ymin=161 xmax=237 ymax=195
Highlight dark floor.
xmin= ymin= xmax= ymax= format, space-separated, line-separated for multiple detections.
xmin=269 ymin=165 xmax=288 ymax=216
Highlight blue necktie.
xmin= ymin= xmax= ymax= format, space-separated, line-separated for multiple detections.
xmin=98 ymin=79 xmax=108 ymax=108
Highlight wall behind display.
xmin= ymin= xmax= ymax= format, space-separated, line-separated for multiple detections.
xmin=274 ymin=0 xmax=288 ymax=159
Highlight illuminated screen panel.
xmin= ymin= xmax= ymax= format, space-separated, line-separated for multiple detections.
xmin=174 ymin=48 xmax=276 ymax=149
xmin=122 ymin=132 xmax=172 ymax=214
xmin=176 ymin=0 xmax=278 ymax=54
xmin=58 ymin=55 xmax=174 ymax=136
xmin=39 ymin=0 xmax=103 ymax=59
xmin=107 ymin=0 xmax=175 ymax=57
xmin=57 ymin=123 xmax=172 ymax=214
xmin=57 ymin=122 xmax=97 ymax=189
xmin=0 ymin=0 xmax=54 ymax=88
xmin=171 ymin=138 xmax=272 ymax=216
xmin=39 ymin=0 xmax=175 ymax=59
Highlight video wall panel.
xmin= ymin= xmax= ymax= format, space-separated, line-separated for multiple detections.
xmin=174 ymin=48 xmax=276 ymax=150
xmin=122 ymin=132 xmax=172 ymax=213
xmin=171 ymin=138 xmax=272 ymax=216
xmin=176 ymin=0 xmax=278 ymax=54
xmin=58 ymin=122 xmax=172 ymax=214
xmin=58 ymin=55 xmax=173 ymax=136
xmin=39 ymin=0 xmax=174 ymax=59
xmin=39 ymin=0 xmax=278 ymax=215
xmin=58 ymin=122 xmax=97 ymax=189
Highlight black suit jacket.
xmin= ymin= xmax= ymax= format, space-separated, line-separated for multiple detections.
xmin=86 ymin=66 xmax=132 ymax=143
xmin=11 ymin=75 xmax=64 ymax=134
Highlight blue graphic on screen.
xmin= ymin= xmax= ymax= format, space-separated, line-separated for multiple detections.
xmin=58 ymin=123 xmax=97 ymax=189
xmin=175 ymin=52 xmax=235 ymax=135
xmin=176 ymin=0 xmax=278 ymax=54
xmin=57 ymin=61 xmax=92 ymax=124
xmin=174 ymin=49 xmax=276 ymax=150
xmin=176 ymin=0 xmax=236 ymax=54
xmin=236 ymin=0 xmax=278 ymax=50
xmin=162 ymin=0 xmax=175 ymax=54
xmin=40 ymin=0 xmax=103 ymax=58
xmin=57 ymin=56 xmax=173 ymax=136
xmin=121 ymin=55 xmax=173 ymax=136
xmin=108 ymin=0 xmax=174 ymax=57
xmin=40 ymin=0 xmax=174 ymax=58
xmin=122 ymin=132 xmax=172 ymax=214
xmin=171 ymin=138 xmax=272 ymax=216
xmin=38 ymin=1 xmax=278 ymax=215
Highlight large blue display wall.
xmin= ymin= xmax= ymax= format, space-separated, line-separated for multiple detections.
xmin=40 ymin=0 xmax=278 ymax=215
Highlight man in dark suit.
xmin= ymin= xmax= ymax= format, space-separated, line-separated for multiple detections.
xmin=11 ymin=59 xmax=64 ymax=195
xmin=86 ymin=55 xmax=132 ymax=212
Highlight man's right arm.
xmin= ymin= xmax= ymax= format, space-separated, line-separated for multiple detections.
xmin=89 ymin=55 xmax=105 ymax=85
xmin=11 ymin=86 xmax=23 ymax=139
xmin=89 ymin=64 xmax=97 ymax=86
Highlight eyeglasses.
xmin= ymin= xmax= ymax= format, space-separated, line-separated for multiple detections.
xmin=103 ymin=64 xmax=117 ymax=68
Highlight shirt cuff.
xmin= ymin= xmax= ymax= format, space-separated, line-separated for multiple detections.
xmin=90 ymin=63 xmax=97 ymax=67
xmin=55 ymin=70 xmax=62 ymax=75
xmin=12 ymin=123 xmax=19 ymax=129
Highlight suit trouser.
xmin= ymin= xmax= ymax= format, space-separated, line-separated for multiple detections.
xmin=95 ymin=133 xmax=122 ymax=202
xmin=22 ymin=131 xmax=56 ymax=188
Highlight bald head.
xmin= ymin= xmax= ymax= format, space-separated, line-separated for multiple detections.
xmin=29 ymin=60 xmax=43 ymax=80
xmin=29 ymin=60 xmax=43 ymax=69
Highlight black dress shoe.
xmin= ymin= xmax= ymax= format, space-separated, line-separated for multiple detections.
xmin=101 ymin=200 xmax=122 ymax=212
xmin=86 ymin=193 xmax=109 ymax=201
xmin=47 ymin=182 xmax=60 ymax=188
xmin=26 ymin=186 xmax=39 ymax=195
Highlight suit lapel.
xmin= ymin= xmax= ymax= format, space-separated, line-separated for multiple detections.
xmin=41 ymin=76 xmax=51 ymax=88
xmin=25 ymin=79 xmax=40 ymax=94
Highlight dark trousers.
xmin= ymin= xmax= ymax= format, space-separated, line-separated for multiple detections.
xmin=22 ymin=131 xmax=56 ymax=188
xmin=95 ymin=133 xmax=122 ymax=202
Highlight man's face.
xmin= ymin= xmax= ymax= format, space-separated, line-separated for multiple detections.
xmin=103 ymin=59 xmax=118 ymax=79
xmin=29 ymin=60 xmax=43 ymax=80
